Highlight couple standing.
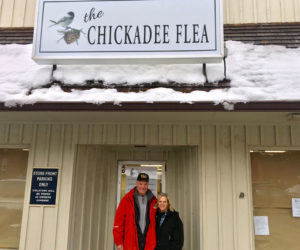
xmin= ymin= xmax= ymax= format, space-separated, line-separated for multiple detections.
xmin=113 ymin=173 xmax=184 ymax=250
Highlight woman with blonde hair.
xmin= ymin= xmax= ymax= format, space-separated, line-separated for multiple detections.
xmin=155 ymin=193 xmax=184 ymax=250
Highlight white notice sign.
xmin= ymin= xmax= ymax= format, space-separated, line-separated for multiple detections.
xmin=254 ymin=216 xmax=270 ymax=235
xmin=292 ymin=198 xmax=300 ymax=217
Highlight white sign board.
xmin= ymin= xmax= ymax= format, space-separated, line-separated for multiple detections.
xmin=254 ymin=216 xmax=270 ymax=236
xmin=292 ymin=198 xmax=300 ymax=217
xmin=125 ymin=167 xmax=158 ymax=196
xmin=32 ymin=0 xmax=223 ymax=64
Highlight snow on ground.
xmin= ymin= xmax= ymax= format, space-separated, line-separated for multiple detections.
xmin=0 ymin=41 xmax=300 ymax=108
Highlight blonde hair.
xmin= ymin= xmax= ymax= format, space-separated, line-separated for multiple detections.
xmin=157 ymin=192 xmax=175 ymax=212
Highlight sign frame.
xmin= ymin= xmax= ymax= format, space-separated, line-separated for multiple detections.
xmin=32 ymin=0 xmax=224 ymax=65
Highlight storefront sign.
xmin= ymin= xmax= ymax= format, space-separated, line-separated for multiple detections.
xmin=32 ymin=0 xmax=223 ymax=64
xmin=30 ymin=168 xmax=58 ymax=205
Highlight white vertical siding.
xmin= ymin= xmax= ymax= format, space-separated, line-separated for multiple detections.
xmin=223 ymin=0 xmax=300 ymax=23
xmin=0 ymin=121 xmax=299 ymax=250
xmin=1 ymin=0 xmax=300 ymax=27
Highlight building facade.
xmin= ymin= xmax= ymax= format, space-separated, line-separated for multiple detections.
xmin=0 ymin=1 xmax=300 ymax=250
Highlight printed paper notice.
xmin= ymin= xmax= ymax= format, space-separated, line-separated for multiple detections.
xmin=292 ymin=198 xmax=300 ymax=217
xmin=254 ymin=216 xmax=270 ymax=235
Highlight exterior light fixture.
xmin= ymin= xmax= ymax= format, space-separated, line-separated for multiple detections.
xmin=140 ymin=165 xmax=163 ymax=167
xmin=264 ymin=150 xmax=286 ymax=153
xmin=250 ymin=150 xmax=286 ymax=153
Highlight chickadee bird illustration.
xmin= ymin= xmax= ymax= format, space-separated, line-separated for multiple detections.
xmin=49 ymin=11 xmax=75 ymax=28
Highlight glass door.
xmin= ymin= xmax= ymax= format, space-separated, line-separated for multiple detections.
xmin=117 ymin=161 xmax=166 ymax=205
xmin=0 ymin=148 xmax=29 ymax=249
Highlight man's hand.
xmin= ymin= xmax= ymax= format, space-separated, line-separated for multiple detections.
xmin=117 ymin=245 xmax=124 ymax=250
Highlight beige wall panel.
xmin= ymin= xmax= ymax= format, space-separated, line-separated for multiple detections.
xmin=69 ymin=146 xmax=118 ymax=250
xmin=39 ymin=125 xmax=65 ymax=250
xmin=190 ymin=147 xmax=201 ymax=250
xmin=0 ymin=124 xmax=9 ymax=144
xmin=255 ymin=0 xmax=268 ymax=23
xmin=103 ymin=150 xmax=118 ymax=249
xmin=81 ymin=147 xmax=98 ymax=249
xmin=55 ymin=124 xmax=76 ymax=250
xmin=225 ymin=0 xmax=241 ymax=24
xmin=24 ymin=207 xmax=43 ymax=250
xmin=296 ymin=0 xmax=300 ymax=20
xmin=223 ymin=0 xmax=300 ymax=23
xmin=276 ymin=125 xmax=291 ymax=146
xmin=22 ymin=124 xmax=34 ymax=145
xmin=47 ymin=124 xmax=63 ymax=167
xmin=291 ymin=125 xmax=300 ymax=145
xmin=116 ymin=149 xmax=132 ymax=160
xmin=71 ymin=145 xmax=94 ymax=250
xmin=181 ymin=147 xmax=200 ymax=250
xmin=223 ymin=0 xmax=229 ymax=25
xmin=90 ymin=148 xmax=106 ymax=249
xmin=105 ymin=124 xmax=118 ymax=145
xmin=218 ymin=125 xmax=235 ymax=250
xmin=90 ymin=124 xmax=104 ymax=144
xmin=202 ymin=125 xmax=219 ymax=250
xmin=159 ymin=125 xmax=173 ymax=145
xmin=118 ymin=124 xmax=131 ymax=145
xmin=34 ymin=124 xmax=50 ymax=166
xmin=147 ymin=149 xmax=164 ymax=161
xmin=232 ymin=126 xmax=253 ymax=250
xmin=269 ymin=0 xmax=283 ymax=22
xmin=242 ymin=0 xmax=255 ymax=23
xmin=260 ymin=125 xmax=276 ymax=146
xmin=283 ymin=0 xmax=296 ymax=22
xmin=174 ymin=125 xmax=187 ymax=145
xmin=23 ymin=0 xmax=35 ymax=27
xmin=246 ymin=125 xmax=261 ymax=146
xmin=0 ymin=0 xmax=14 ymax=27
xmin=133 ymin=124 xmax=146 ymax=145
xmin=8 ymin=124 xmax=22 ymax=144
xmin=41 ymin=208 xmax=57 ymax=250
xmin=165 ymin=150 xmax=176 ymax=200
xmin=147 ymin=125 xmax=159 ymax=145
xmin=187 ymin=125 xmax=201 ymax=145
xmin=12 ymin=0 xmax=26 ymax=27
xmin=132 ymin=150 xmax=147 ymax=160
xmin=77 ymin=124 xmax=91 ymax=144
xmin=68 ymin=145 xmax=87 ymax=250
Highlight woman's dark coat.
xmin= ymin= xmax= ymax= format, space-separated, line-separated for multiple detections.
xmin=155 ymin=210 xmax=184 ymax=250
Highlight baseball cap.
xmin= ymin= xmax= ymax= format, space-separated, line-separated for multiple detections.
xmin=137 ymin=173 xmax=149 ymax=182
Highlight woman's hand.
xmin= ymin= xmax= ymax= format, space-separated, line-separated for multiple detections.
xmin=117 ymin=245 xmax=124 ymax=250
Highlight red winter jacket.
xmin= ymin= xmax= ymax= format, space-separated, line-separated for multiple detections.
xmin=113 ymin=187 xmax=157 ymax=250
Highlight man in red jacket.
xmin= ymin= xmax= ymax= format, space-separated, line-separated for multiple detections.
xmin=113 ymin=173 xmax=157 ymax=250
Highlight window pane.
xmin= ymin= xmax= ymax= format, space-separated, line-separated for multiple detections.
xmin=0 ymin=149 xmax=28 ymax=249
xmin=251 ymin=151 xmax=300 ymax=250
xmin=0 ymin=203 xmax=23 ymax=248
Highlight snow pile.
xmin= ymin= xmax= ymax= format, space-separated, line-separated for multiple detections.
xmin=0 ymin=41 xmax=300 ymax=107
